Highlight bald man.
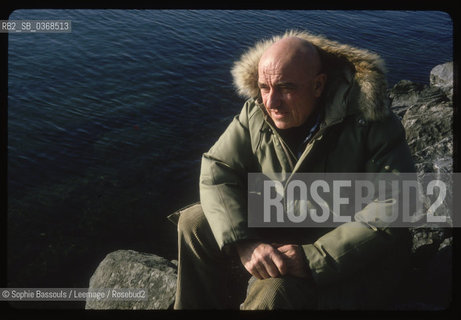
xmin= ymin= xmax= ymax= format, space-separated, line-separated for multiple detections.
xmin=170 ymin=32 xmax=414 ymax=310
xmin=235 ymin=38 xmax=326 ymax=281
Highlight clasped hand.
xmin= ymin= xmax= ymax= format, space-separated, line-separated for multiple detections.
xmin=236 ymin=240 xmax=311 ymax=280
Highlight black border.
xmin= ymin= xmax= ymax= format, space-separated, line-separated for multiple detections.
xmin=0 ymin=1 xmax=459 ymax=319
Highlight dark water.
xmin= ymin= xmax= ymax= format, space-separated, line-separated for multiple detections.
xmin=7 ymin=9 xmax=452 ymax=294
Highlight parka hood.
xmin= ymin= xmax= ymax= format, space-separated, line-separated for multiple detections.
xmin=231 ymin=30 xmax=390 ymax=121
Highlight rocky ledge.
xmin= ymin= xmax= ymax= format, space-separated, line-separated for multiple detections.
xmin=85 ymin=250 xmax=177 ymax=310
xmin=85 ymin=62 xmax=454 ymax=310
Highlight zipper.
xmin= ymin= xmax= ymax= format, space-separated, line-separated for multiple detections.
xmin=277 ymin=136 xmax=297 ymax=170
xmin=291 ymin=118 xmax=343 ymax=174
xmin=282 ymin=119 xmax=343 ymax=211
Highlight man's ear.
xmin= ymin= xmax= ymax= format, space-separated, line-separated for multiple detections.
xmin=313 ymin=73 xmax=327 ymax=98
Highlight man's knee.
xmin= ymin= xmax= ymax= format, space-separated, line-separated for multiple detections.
xmin=177 ymin=203 xmax=209 ymax=236
xmin=241 ymin=276 xmax=317 ymax=310
xmin=177 ymin=203 xmax=220 ymax=253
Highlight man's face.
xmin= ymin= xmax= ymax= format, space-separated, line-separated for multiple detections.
xmin=258 ymin=54 xmax=324 ymax=130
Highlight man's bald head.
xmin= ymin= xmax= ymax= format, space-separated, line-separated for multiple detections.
xmin=259 ymin=36 xmax=323 ymax=79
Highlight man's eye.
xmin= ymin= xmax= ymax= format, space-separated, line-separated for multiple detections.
xmin=259 ymin=86 xmax=269 ymax=92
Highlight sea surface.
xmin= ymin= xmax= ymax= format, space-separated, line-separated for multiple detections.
xmin=7 ymin=9 xmax=453 ymax=300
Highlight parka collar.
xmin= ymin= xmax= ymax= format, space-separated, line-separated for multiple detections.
xmin=231 ymin=30 xmax=390 ymax=122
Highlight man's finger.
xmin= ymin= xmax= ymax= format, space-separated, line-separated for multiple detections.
xmin=276 ymin=243 xmax=295 ymax=252
xmin=261 ymin=256 xmax=282 ymax=278
xmin=243 ymin=260 xmax=263 ymax=279
xmin=270 ymin=250 xmax=288 ymax=276
xmin=251 ymin=268 xmax=263 ymax=280
xmin=255 ymin=263 xmax=270 ymax=279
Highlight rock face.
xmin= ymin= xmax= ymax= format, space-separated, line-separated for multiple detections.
xmin=389 ymin=62 xmax=453 ymax=174
xmin=87 ymin=62 xmax=454 ymax=310
xmin=387 ymin=61 xmax=453 ymax=310
xmin=85 ymin=250 xmax=177 ymax=310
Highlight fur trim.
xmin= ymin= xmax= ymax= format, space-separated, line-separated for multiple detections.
xmin=231 ymin=30 xmax=390 ymax=121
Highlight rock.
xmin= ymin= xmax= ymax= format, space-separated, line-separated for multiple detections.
xmin=388 ymin=80 xmax=425 ymax=110
xmin=398 ymin=61 xmax=454 ymax=242
xmin=438 ymin=236 xmax=452 ymax=250
xmin=402 ymin=101 xmax=452 ymax=174
xmin=85 ymin=250 xmax=177 ymax=310
xmin=389 ymin=62 xmax=453 ymax=310
xmin=388 ymin=62 xmax=453 ymax=175
xmin=388 ymin=80 xmax=449 ymax=119
xmin=430 ymin=62 xmax=453 ymax=99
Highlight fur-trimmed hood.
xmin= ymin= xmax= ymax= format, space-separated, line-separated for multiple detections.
xmin=231 ymin=30 xmax=390 ymax=121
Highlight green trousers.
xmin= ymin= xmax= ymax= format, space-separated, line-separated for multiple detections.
xmin=172 ymin=203 xmax=407 ymax=310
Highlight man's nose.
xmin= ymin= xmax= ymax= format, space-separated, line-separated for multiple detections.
xmin=266 ymin=88 xmax=281 ymax=109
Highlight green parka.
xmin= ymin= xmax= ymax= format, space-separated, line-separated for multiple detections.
xmin=199 ymin=30 xmax=415 ymax=287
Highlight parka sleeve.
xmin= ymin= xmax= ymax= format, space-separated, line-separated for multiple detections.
xmin=302 ymin=113 xmax=415 ymax=286
xmin=199 ymin=100 xmax=259 ymax=250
